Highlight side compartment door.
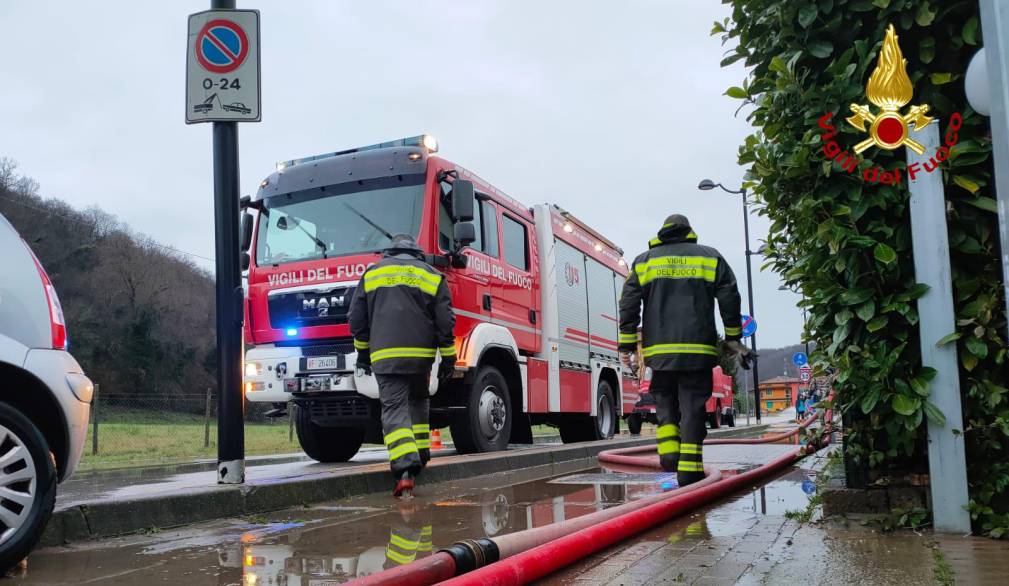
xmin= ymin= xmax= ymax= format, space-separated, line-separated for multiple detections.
xmin=586 ymin=259 xmax=619 ymax=361
xmin=553 ymin=241 xmax=590 ymax=368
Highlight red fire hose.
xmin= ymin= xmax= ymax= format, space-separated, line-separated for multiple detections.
xmin=353 ymin=402 xmax=834 ymax=586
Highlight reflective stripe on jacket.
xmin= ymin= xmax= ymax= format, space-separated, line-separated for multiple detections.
xmin=618 ymin=225 xmax=742 ymax=371
xmin=348 ymin=254 xmax=456 ymax=374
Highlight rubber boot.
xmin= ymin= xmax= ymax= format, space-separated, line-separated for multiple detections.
xmin=677 ymin=470 xmax=705 ymax=487
xmin=419 ymin=448 xmax=431 ymax=469
xmin=393 ymin=471 xmax=415 ymax=499
xmin=659 ymin=454 xmax=679 ymax=473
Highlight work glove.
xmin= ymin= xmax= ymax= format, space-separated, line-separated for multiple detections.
xmin=438 ymin=356 xmax=457 ymax=384
xmin=356 ymin=349 xmax=372 ymax=376
xmin=620 ymin=351 xmax=639 ymax=377
xmin=725 ymin=340 xmax=755 ymax=370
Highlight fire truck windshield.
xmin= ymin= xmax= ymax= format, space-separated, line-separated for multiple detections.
xmin=255 ymin=174 xmax=425 ymax=266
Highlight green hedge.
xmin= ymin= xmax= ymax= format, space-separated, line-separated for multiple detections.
xmin=716 ymin=0 xmax=1008 ymax=537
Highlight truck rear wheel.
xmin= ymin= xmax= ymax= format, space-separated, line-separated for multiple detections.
xmin=293 ymin=404 xmax=365 ymax=463
xmin=560 ymin=379 xmax=617 ymax=443
xmin=707 ymin=402 xmax=722 ymax=429
xmin=450 ymin=365 xmax=512 ymax=454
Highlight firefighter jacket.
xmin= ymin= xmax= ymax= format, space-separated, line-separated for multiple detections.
xmin=349 ymin=253 xmax=456 ymax=375
xmin=618 ymin=222 xmax=743 ymax=371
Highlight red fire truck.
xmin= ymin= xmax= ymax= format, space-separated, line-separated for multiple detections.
xmin=240 ymin=135 xmax=636 ymax=461
xmin=624 ymin=366 xmax=736 ymax=433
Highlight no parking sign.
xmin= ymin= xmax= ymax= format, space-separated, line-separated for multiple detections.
xmin=186 ymin=9 xmax=261 ymax=123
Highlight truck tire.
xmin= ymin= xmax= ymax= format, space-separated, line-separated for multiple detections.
xmin=708 ymin=402 xmax=722 ymax=429
xmin=560 ymin=379 xmax=617 ymax=443
xmin=450 ymin=365 xmax=512 ymax=454
xmin=294 ymin=404 xmax=365 ymax=463
xmin=626 ymin=412 xmax=643 ymax=435
xmin=0 ymin=403 xmax=57 ymax=574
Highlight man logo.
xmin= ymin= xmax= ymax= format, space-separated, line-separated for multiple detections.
xmin=302 ymin=294 xmax=346 ymax=317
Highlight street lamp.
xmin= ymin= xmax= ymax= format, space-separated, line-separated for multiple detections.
xmin=699 ymin=179 xmax=761 ymax=423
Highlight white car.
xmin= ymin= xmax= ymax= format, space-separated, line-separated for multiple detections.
xmin=0 ymin=212 xmax=92 ymax=570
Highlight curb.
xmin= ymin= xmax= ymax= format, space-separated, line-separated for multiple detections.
xmin=42 ymin=424 xmax=767 ymax=546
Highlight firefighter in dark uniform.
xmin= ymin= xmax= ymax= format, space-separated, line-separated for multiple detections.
xmin=618 ymin=215 xmax=753 ymax=486
xmin=349 ymin=234 xmax=456 ymax=497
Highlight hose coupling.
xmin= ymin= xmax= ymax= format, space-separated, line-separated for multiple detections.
xmin=438 ymin=538 xmax=500 ymax=575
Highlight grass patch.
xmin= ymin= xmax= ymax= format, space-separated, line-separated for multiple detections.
xmin=79 ymin=415 xmax=561 ymax=471
xmin=931 ymin=544 xmax=955 ymax=586
xmin=785 ymin=493 xmax=823 ymax=523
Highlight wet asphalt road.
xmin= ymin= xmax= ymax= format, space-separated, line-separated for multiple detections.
xmin=18 ymin=430 xmax=807 ymax=585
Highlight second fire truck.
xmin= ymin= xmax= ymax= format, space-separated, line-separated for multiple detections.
xmin=240 ymin=135 xmax=637 ymax=461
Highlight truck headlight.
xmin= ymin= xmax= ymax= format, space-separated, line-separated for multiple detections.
xmin=245 ymin=362 xmax=262 ymax=377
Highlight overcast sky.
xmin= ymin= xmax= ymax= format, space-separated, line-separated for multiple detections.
xmin=0 ymin=0 xmax=804 ymax=349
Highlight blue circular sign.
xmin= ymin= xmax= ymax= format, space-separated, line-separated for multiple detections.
xmin=740 ymin=314 xmax=757 ymax=338
xmin=195 ymin=19 xmax=249 ymax=74
xmin=802 ymin=479 xmax=816 ymax=495
xmin=793 ymin=352 xmax=808 ymax=366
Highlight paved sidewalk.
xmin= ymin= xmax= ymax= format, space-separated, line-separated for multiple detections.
xmin=542 ymin=448 xmax=945 ymax=586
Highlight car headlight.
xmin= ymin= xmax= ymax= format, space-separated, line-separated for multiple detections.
xmin=244 ymin=362 xmax=262 ymax=377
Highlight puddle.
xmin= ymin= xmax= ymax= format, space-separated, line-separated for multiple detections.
xmin=21 ymin=442 xmax=817 ymax=584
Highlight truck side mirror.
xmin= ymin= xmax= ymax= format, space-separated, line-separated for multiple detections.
xmin=454 ymin=221 xmax=476 ymax=247
xmin=451 ymin=180 xmax=475 ymax=222
xmin=240 ymin=213 xmax=254 ymax=251
xmin=240 ymin=251 xmax=251 ymax=271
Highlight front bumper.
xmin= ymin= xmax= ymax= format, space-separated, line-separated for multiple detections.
xmin=22 ymin=349 xmax=92 ymax=481
xmin=243 ymin=344 xmax=440 ymax=403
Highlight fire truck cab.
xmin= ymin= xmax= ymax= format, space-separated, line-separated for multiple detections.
xmin=241 ymin=135 xmax=633 ymax=461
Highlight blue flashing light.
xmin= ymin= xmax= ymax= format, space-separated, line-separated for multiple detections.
xmin=286 ymin=328 xmax=298 ymax=337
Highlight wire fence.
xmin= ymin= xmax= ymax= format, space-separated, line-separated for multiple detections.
xmin=80 ymin=385 xmax=299 ymax=471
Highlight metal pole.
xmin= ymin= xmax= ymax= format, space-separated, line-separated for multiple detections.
xmin=907 ymin=122 xmax=971 ymax=533
xmin=212 ymin=0 xmax=245 ymax=485
xmin=91 ymin=383 xmax=99 ymax=456
xmin=741 ymin=191 xmax=761 ymax=423
xmin=204 ymin=386 xmax=212 ymax=449
xmin=802 ymin=306 xmax=810 ymax=357
xmin=980 ymin=0 xmax=1009 ymax=342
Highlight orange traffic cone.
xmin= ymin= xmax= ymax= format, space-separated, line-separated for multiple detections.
xmin=431 ymin=429 xmax=443 ymax=450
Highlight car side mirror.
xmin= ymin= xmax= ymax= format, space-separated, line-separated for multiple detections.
xmin=240 ymin=251 xmax=250 ymax=271
xmin=454 ymin=221 xmax=475 ymax=247
xmin=240 ymin=213 xmax=254 ymax=252
xmin=451 ymin=180 xmax=475 ymax=222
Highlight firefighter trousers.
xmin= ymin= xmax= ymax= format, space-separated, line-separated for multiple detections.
xmin=649 ymin=369 xmax=713 ymax=486
xmin=377 ymin=373 xmax=432 ymax=478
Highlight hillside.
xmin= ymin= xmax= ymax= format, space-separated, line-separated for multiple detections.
xmin=0 ymin=158 xmax=216 ymax=396
xmin=756 ymin=343 xmax=814 ymax=382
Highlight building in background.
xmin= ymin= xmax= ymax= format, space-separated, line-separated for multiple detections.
xmin=758 ymin=376 xmax=801 ymax=413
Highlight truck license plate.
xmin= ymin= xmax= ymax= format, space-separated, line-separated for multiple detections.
xmin=306 ymin=356 xmax=344 ymax=371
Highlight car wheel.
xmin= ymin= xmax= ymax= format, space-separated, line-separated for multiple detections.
xmin=451 ymin=365 xmax=512 ymax=454
xmin=293 ymin=403 xmax=365 ymax=463
xmin=0 ymin=403 xmax=57 ymax=574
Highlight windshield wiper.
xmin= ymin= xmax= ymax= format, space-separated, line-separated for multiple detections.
xmin=296 ymin=223 xmax=328 ymax=258
xmin=343 ymin=203 xmax=394 ymax=240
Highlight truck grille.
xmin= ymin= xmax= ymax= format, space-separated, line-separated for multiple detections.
xmin=300 ymin=343 xmax=355 ymax=357
xmin=308 ymin=397 xmax=371 ymax=419
xmin=268 ymin=285 xmax=356 ymax=329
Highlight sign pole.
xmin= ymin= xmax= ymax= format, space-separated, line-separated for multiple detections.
xmin=906 ymin=122 xmax=970 ymax=533
xmin=980 ymin=0 xmax=1009 ymax=342
xmin=211 ymin=0 xmax=244 ymax=484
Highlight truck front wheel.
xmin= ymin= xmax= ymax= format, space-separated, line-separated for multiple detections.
xmin=293 ymin=404 xmax=365 ymax=463
xmin=450 ymin=365 xmax=512 ymax=454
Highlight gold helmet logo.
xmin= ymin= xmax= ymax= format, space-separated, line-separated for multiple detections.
xmin=846 ymin=24 xmax=933 ymax=155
